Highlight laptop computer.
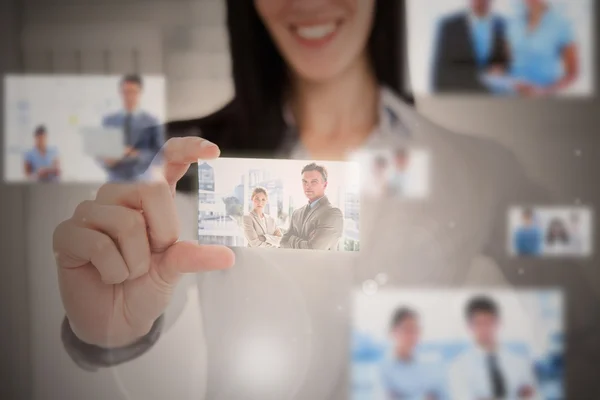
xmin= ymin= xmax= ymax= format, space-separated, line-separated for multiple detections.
xmin=79 ymin=126 xmax=125 ymax=159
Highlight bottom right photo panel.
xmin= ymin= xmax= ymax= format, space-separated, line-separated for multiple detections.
xmin=351 ymin=289 xmax=564 ymax=400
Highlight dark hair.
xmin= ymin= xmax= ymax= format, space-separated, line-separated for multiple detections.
xmin=302 ymin=162 xmax=328 ymax=182
xmin=34 ymin=125 xmax=47 ymax=136
xmin=466 ymin=296 xmax=499 ymax=320
xmin=121 ymin=74 xmax=143 ymax=88
xmin=546 ymin=218 xmax=570 ymax=244
xmin=200 ymin=0 xmax=409 ymax=153
xmin=390 ymin=307 xmax=417 ymax=330
xmin=522 ymin=208 xmax=535 ymax=220
xmin=168 ymin=1 xmax=409 ymax=191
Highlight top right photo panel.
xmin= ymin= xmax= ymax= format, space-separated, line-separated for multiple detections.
xmin=407 ymin=0 xmax=594 ymax=97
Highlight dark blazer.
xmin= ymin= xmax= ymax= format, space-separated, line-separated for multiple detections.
xmin=432 ymin=12 xmax=508 ymax=93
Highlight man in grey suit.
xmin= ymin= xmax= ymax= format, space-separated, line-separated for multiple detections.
xmin=280 ymin=163 xmax=344 ymax=250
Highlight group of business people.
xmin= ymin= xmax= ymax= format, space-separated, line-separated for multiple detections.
xmin=514 ymin=208 xmax=584 ymax=256
xmin=433 ymin=0 xmax=579 ymax=96
xmin=242 ymin=162 xmax=344 ymax=251
xmin=22 ymin=74 xmax=163 ymax=183
xmin=379 ymin=296 xmax=540 ymax=400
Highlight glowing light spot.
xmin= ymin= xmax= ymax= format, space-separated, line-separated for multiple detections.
xmin=231 ymin=334 xmax=294 ymax=396
xmin=362 ymin=280 xmax=378 ymax=296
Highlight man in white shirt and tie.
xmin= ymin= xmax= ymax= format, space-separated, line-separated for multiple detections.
xmin=449 ymin=296 xmax=539 ymax=400
xmin=100 ymin=74 xmax=164 ymax=182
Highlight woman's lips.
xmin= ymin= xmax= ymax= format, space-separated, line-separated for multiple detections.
xmin=290 ymin=21 xmax=342 ymax=48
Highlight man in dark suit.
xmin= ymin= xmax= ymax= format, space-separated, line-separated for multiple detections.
xmin=432 ymin=0 xmax=508 ymax=93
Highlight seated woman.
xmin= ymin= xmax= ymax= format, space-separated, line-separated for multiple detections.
xmin=507 ymin=0 xmax=579 ymax=96
xmin=242 ymin=187 xmax=282 ymax=248
xmin=545 ymin=217 xmax=571 ymax=255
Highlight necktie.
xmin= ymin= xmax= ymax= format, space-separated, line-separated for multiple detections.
xmin=124 ymin=113 xmax=133 ymax=146
xmin=487 ymin=353 xmax=507 ymax=399
xmin=302 ymin=203 xmax=312 ymax=224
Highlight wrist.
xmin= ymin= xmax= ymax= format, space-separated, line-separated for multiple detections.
xmin=68 ymin=318 xmax=156 ymax=349
xmin=62 ymin=315 xmax=164 ymax=369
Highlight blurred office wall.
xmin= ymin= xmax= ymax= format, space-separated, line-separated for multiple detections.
xmin=1 ymin=0 xmax=598 ymax=399
xmin=20 ymin=0 xmax=232 ymax=120
xmin=0 ymin=2 xmax=31 ymax=400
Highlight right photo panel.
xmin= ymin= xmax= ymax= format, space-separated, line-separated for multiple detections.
xmin=407 ymin=0 xmax=594 ymax=97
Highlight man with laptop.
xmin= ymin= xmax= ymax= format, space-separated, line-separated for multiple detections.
xmin=99 ymin=74 xmax=164 ymax=182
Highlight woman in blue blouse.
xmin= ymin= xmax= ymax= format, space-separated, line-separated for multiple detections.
xmin=508 ymin=0 xmax=580 ymax=96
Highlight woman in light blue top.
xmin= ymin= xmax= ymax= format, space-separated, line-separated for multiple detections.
xmin=507 ymin=0 xmax=579 ymax=96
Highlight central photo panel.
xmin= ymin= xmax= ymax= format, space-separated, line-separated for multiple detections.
xmin=197 ymin=158 xmax=361 ymax=252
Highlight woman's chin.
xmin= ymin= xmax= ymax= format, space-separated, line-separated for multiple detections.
xmin=291 ymin=61 xmax=348 ymax=84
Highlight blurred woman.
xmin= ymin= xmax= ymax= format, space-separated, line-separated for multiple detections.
xmin=545 ymin=217 xmax=571 ymax=255
xmin=508 ymin=0 xmax=579 ymax=96
xmin=54 ymin=1 xmax=565 ymax=399
xmin=242 ymin=187 xmax=282 ymax=247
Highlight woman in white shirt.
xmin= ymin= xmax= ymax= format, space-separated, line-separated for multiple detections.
xmin=242 ymin=187 xmax=282 ymax=248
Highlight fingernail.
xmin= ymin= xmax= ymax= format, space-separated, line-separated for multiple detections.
xmin=200 ymin=139 xmax=217 ymax=148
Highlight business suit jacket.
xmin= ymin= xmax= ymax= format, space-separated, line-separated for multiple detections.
xmin=101 ymin=110 xmax=164 ymax=181
xmin=280 ymin=196 xmax=344 ymax=250
xmin=242 ymin=211 xmax=281 ymax=248
xmin=432 ymin=12 xmax=508 ymax=93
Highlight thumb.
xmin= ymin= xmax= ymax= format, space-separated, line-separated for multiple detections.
xmin=158 ymin=241 xmax=235 ymax=285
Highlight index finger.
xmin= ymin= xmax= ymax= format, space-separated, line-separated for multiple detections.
xmin=160 ymin=137 xmax=220 ymax=190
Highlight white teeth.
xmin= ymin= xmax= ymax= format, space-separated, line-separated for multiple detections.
xmin=295 ymin=23 xmax=337 ymax=40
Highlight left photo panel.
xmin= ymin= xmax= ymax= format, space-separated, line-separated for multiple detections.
xmin=4 ymin=74 xmax=166 ymax=183
xmin=198 ymin=158 xmax=361 ymax=252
